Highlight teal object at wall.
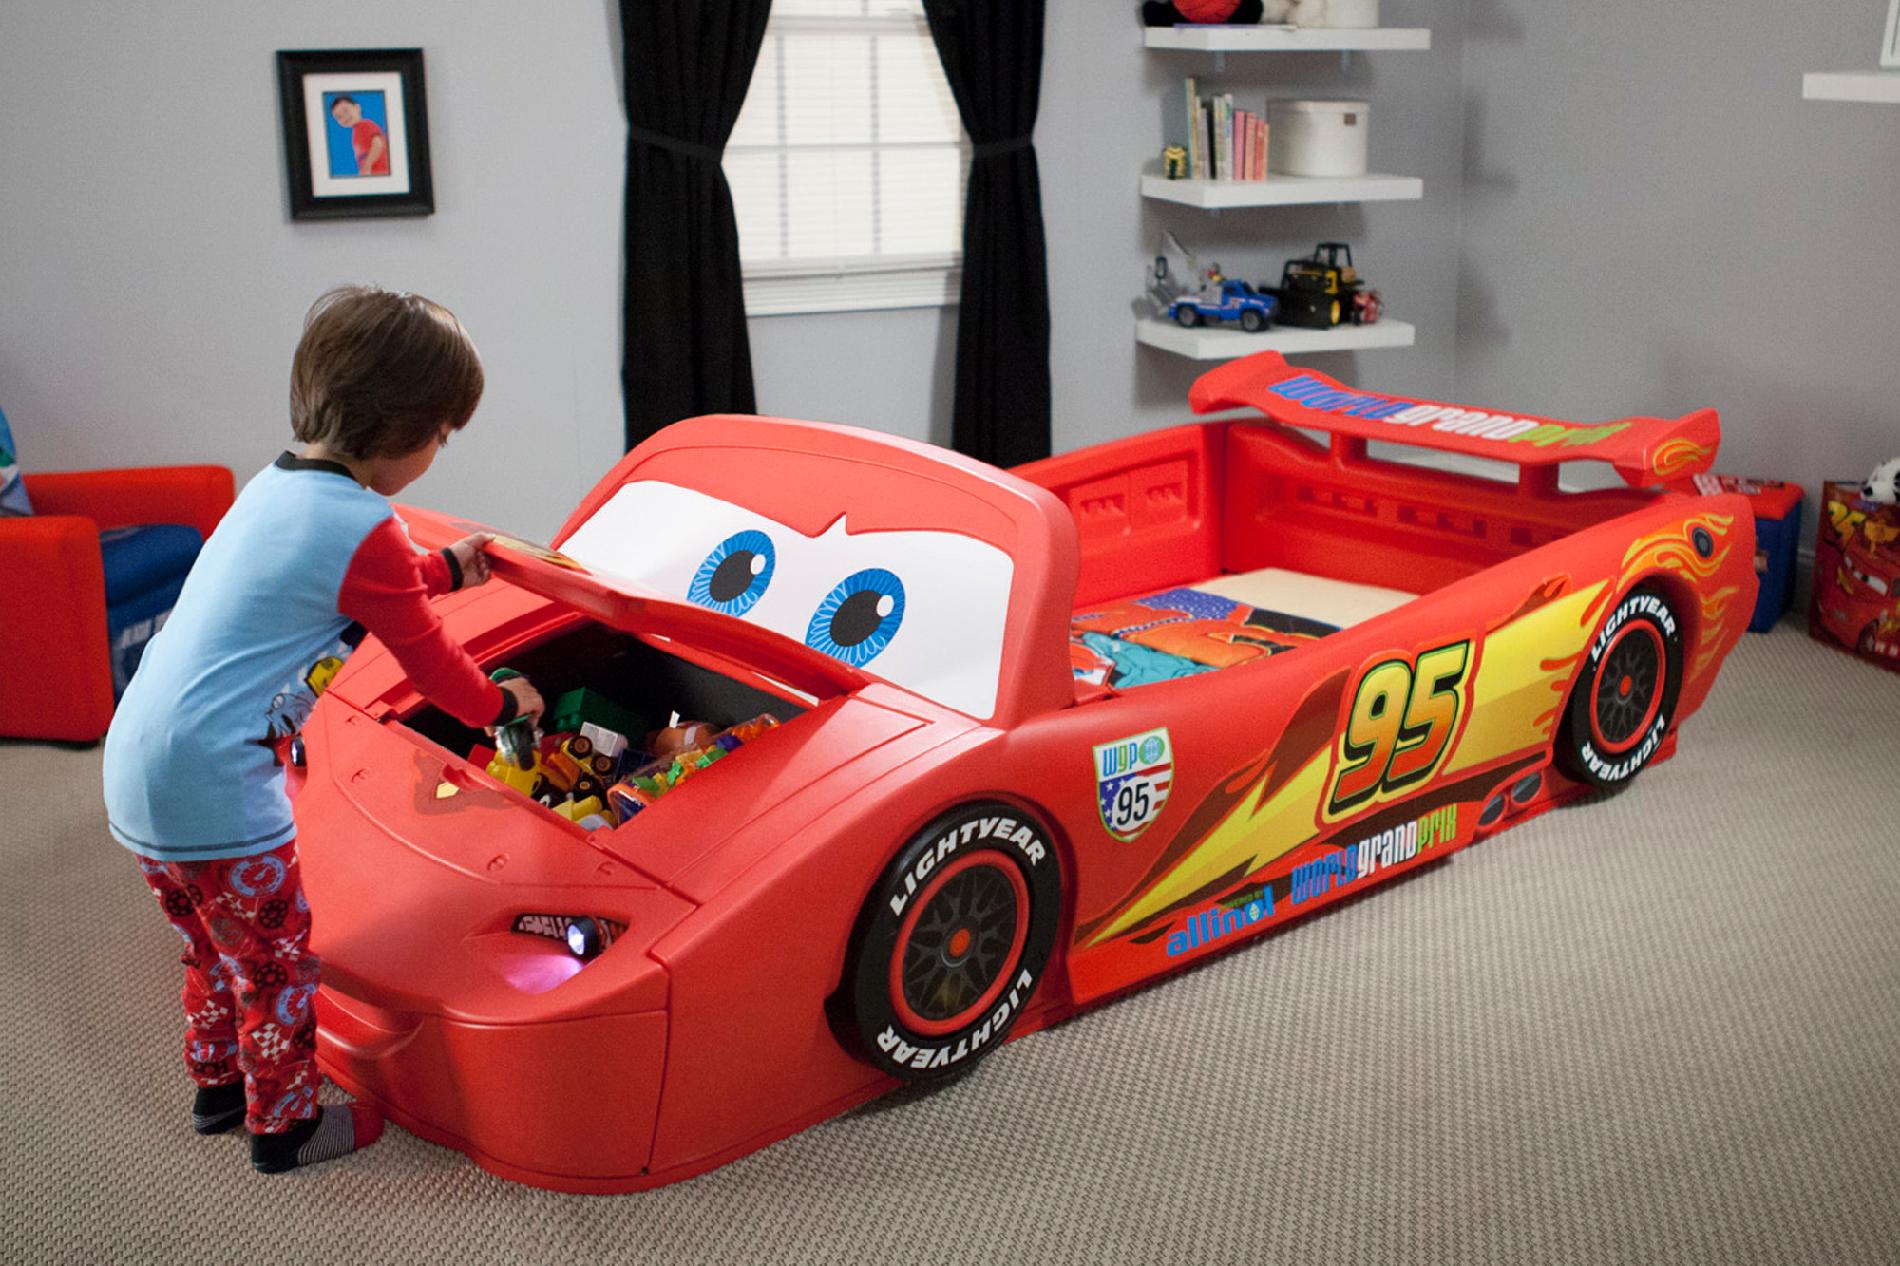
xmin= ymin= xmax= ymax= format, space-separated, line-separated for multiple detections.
xmin=0 ymin=405 xmax=32 ymax=516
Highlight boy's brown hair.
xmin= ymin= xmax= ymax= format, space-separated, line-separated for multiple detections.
xmin=290 ymin=286 xmax=484 ymax=459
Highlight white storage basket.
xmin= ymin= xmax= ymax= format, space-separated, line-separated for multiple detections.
xmin=1322 ymin=0 xmax=1381 ymax=29
xmin=1267 ymin=100 xmax=1370 ymax=178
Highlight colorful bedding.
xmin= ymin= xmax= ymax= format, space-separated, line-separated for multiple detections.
xmin=1071 ymin=585 xmax=1341 ymax=690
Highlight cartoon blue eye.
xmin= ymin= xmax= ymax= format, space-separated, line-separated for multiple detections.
xmin=806 ymin=568 xmax=905 ymax=666
xmin=688 ymin=530 xmax=775 ymax=616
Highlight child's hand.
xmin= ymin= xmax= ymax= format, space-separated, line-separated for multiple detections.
xmin=449 ymin=533 xmax=494 ymax=587
xmin=494 ymin=675 xmax=545 ymax=728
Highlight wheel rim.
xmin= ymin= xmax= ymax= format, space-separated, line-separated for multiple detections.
xmin=888 ymin=853 xmax=1031 ymax=1037
xmin=1589 ymin=622 xmax=1666 ymax=754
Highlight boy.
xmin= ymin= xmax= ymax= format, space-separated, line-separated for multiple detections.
xmin=103 ymin=286 xmax=543 ymax=1174
xmin=328 ymin=95 xmax=389 ymax=177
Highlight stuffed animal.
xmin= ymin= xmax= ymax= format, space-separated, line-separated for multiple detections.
xmin=1140 ymin=0 xmax=1331 ymax=23
xmin=1261 ymin=0 xmax=1329 ymax=24
xmin=1863 ymin=456 xmax=1900 ymax=506
xmin=1142 ymin=0 xmax=1265 ymax=27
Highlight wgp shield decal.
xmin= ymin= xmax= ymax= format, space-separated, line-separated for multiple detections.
xmin=1094 ymin=727 xmax=1173 ymax=842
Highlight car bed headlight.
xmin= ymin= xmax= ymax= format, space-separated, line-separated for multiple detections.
xmin=512 ymin=913 xmax=623 ymax=961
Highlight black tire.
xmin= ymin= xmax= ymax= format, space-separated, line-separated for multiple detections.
xmin=1174 ymin=306 xmax=1200 ymax=328
xmin=1240 ymin=308 xmax=1267 ymax=333
xmin=1555 ymin=584 xmax=1684 ymax=788
xmin=835 ymin=802 xmax=1062 ymax=1083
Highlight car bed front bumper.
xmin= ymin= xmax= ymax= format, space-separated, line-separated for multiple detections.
xmin=298 ymin=698 xmax=693 ymax=1187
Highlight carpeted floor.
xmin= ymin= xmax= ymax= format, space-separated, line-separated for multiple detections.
xmin=4 ymin=625 xmax=1898 ymax=1265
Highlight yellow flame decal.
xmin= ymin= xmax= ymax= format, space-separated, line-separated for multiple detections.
xmin=1441 ymin=582 xmax=1605 ymax=778
xmin=1086 ymin=750 xmax=1333 ymax=946
xmin=1652 ymin=437 xmax=1713 ymax=479
xmin=1692 ymin=584 xmax=1743 ymax=679
xmin=1616 ymin=512 xmax=1737 ymax=688
xmin=1088 ymin=581 xmax=1605 ymax=948
xmin=1618 ymin=513 xmax=1733 ymax=587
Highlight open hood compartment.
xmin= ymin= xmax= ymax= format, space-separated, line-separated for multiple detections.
xmin=399 ymin=503 xmax=872 ymax=705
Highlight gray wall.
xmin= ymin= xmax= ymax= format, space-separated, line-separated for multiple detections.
xmin=749 ymin=307 xmax=957 ymax=447
xmin=0 ymin=1 xmax=628 ymax=542
xmin=1455 ymin=0 xmax=1900 ymax=498
xmin=1041 ymin=0 xmax=1470 ymax=451
xmin=750 ymin=0 xmax=1472 ymax=453
xmin=4 ymin=1 xmax=1894 ymax=543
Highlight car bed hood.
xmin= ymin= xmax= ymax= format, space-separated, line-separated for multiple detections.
xmin=398 ymin=503 xmax=871 ymax=704
xmin=305 ymin=681 xmax=952 ymax=899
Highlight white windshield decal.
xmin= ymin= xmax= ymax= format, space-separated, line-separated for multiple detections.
xmin=561 ymin=482 xmax=1014 ymax=717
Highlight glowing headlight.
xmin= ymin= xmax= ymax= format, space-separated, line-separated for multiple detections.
xmin=511 ymin=913 xmax=622 ymax=961
xmin=566 ymin=917 xmax=602 ymax=960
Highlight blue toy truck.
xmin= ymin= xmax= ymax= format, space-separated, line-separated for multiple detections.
xmin=1167 ymin=278 xmax=1279 ymax=333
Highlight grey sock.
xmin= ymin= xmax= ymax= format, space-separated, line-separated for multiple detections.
xmin=292 ymin=1107 xmax=357 ymax=1167
xmin=251 ymin=1104 xmax=382 ymax=1174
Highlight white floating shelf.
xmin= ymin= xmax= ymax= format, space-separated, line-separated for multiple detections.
xmin=1136 ymin=316 xmax=1416 ymax=360
xmin=1145 ymin=25 xmax=1431 ymax=53
xmin=1802 ymin=71 xmax=1900 ymax=104
xmin=1142 ymin=172 xmax=1422 ymax=208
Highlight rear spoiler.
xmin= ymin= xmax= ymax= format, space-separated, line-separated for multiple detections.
xmin=1188 ymin=351 xmax=1720 ymax=488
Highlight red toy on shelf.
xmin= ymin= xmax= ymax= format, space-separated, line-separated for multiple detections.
xmin=293 ymin=351 xmax=1754 ymax=1192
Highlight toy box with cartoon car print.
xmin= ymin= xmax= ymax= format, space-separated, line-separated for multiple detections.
xmin=1811 ymin=481 xmax=1900 ymax=672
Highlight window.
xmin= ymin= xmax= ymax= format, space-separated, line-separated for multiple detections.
xmin=727 ymin=0 xmax=967 ymax=316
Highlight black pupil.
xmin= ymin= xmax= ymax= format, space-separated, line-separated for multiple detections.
xmin=709 ymin=551 xmax=757 ymax=602
xmin=830 ymin=590 xmax=886 ymax=646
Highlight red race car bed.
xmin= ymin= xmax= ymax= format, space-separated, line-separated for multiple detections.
xmin=293 ymin=351 xmax=1754 ymax=1192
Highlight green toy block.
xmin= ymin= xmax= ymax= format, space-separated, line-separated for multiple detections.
xmin=548 ymin=688 xmax=642 ymax=740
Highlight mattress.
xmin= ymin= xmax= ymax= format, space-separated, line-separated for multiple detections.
xmin=1071 ymin=567 xmax=1417 ymax=691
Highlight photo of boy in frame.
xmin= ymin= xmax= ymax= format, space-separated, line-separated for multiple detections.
xmin=323 ymin=92 xmax=391 ymax=178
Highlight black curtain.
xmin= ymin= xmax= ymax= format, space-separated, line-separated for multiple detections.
xmin=922 ymin=0 xmax=1052 ymax=468
xmin=619 ymin=0 xmax=773 ymax=450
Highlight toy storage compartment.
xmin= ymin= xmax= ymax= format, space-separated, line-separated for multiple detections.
xmin=399 ymin=618 xmax=808 ymax=783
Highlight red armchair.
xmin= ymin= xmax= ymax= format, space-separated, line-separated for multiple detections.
xmin=0 ymin=465 xmax=234 ymax=741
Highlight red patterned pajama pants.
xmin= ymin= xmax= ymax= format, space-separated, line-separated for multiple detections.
xmin=135 ymin=839 xmax=322 ymax=1134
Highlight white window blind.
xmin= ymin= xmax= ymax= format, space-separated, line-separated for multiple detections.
xmin=728 ymin=0 xmax=967 ymax=316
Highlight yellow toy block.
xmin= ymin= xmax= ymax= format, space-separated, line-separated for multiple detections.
xmin=553 ymin=795 xmax=604 ymax=823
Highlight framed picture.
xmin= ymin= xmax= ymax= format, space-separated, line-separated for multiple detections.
xmin=276 ymin=48 xmax=433 ymax=220
xmin=1886 ymin=0 xmax=1900 ymax=69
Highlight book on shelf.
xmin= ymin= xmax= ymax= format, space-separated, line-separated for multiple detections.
xmin=1165 ymin=78 xmax=1270 ymax=182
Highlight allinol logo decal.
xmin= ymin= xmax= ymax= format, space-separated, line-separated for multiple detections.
xmin=1167 ymin=889 xmax=1273 ymax=957
xmin=1094 ymin=727 xmax=1173 ymax=842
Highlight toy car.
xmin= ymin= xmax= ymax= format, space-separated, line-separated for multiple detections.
xmin=296 ymin=351 xmax=1753 ymax=1193
xmin=1813 ymin=485 xmax=1900 ymax=664
xmin=1270 ymin=241 xmax=1380 ymax=329
xmin=1168 ymin=276 xmax=1280 ymax=332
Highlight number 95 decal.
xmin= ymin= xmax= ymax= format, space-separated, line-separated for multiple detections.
xmin=1326 ymin=640 xmax=1472 ymax=819
xmin=1094 ymin=727 xmax=1174 ymax=843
